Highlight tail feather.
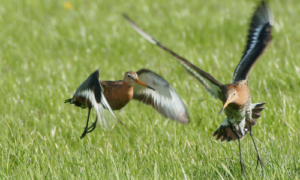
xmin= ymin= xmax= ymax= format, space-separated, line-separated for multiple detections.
xmin=213 ymin=119 xmax=256 ymax=142
xmin=214 ymin=102 xmax=266 ymax=142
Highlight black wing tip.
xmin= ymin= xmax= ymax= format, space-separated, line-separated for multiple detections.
xmin=249 ymin=0 xmax=272 ymax=31
xmin=252 ymin=102 xmax=266 ymax=119
xmin=122 ymin=13 xmax=136 ymax=25
xmin=258 ymin=101 xmax=267 ymax=106
xmin=90 ymin=69 xmax=101 ymax=83
xmin=64 ymin=98 xmax=72 ymax=103
xmin=122 ymin=13 xmax=129 ymax=19
xmin=136 ymin=68 xmax=151 ymax=75
xmin=87 ymin=69 xmax=101 ymax=80
xmin=260 ymin=1 xmax=270 ymax=10
xmin=117 ymin=118 xmax=126 ymax=126
xmin=260 ymin=1 xmax=267 ymax=6
xmin=232 ymin=1 xmax=272 ymax=82
xmin=136 ymin=68 xmax=170 ymax=86
xmin=94 ymin=69 xmax=100 ymax=76
xmin=257 ymin=1 xmax=267 ymax=9
xmin=254 ymin=102 xmax=267 ymax=108
xmin=255 ymin=0 xmax=272 ymax=22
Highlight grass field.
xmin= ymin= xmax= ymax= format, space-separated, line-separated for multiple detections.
xmin=1 ymin=0 xmax=300 ymax=179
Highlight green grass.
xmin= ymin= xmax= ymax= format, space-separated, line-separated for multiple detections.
xmin=1 ymin=0 xmax=300 ymax=179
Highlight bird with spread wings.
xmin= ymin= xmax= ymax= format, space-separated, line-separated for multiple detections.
xmin=65 ymin=69 xmax=190 ymax=138
xmin=124 ymin=1 xmax=272 ymax=177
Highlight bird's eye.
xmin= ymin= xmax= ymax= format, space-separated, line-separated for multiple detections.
xmin=233 ymin=93 xmax=236 ymax=95
xmin=127 ymin=74 xmax=130 ymax=77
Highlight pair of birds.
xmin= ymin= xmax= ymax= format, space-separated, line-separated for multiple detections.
xmin=65 ymin=1 xmax=272 ymax=177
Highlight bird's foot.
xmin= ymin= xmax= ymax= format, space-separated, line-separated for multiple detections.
xmin=80 ymin=128 xmax=88 ymax=139
xmin=87 ymin=122 xmax=97 ymax=133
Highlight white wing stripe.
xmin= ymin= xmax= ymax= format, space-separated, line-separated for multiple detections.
xmin=77 ymin=89 xmax=118 ymax=127
xmin=77 ymin=90 xmax=105 ymax=126
xmin=134 ymin=70 xmax=189 ymax=124
xmin=243 ymin=26 xmax=264 ymax=59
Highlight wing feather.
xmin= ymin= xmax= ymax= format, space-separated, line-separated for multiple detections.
xmin=232 ymin=1 xmax=272 ymax=83
xmin=123 ymin=14 xmax=222 ymax=99
xmin=133 ymin=69 xmax=189 ymax=124
xmin=65 ymin=70 xmax=123 ymax=126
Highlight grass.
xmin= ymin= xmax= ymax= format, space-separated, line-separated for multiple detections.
xmin=1 ymin=0 xmax=300 ymax=179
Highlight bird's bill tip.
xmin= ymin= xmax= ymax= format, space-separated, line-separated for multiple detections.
xmin=218 ymin=108 xmax=223 ymax=116
xmin=218 ymin=99 xmax=230 ymax=115
xmin=135 ymin=78 xmax=155 ymax=91
xmin=147 ymin=85 xmax=155 ymax=91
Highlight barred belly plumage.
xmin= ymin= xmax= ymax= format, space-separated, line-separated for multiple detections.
xmin=225 ymin=100 xmax=251 ymax=124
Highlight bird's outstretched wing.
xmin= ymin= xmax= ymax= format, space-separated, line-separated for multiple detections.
xmin=123 ymin=14 xmax=222 ymax=99
xmin=232 ymin=1 xmax=272 ymax=83
xmin=65 ymin=70 xmax=124 ymax=126
xmin=133 ymin=68 xmax=189 ymax=124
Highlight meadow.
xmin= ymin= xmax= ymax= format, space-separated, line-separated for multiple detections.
xmin=1 ymin=0 xmax=300 ymax=179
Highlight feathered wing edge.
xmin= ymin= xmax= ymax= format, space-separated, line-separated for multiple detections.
xmin=133 ymin=68 xmax=190 ymax=124
xmin=100 ymin=90 xmax=124 ymax=126
xmin=232 ymin=1 xmax=272 ymax=83
xmin=65 ymin=70 xmax=124 ymax=127
xmin=123 ymin=14 xmax=222 ymax=100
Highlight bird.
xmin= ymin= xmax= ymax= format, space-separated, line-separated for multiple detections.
xmin=123 ymin=1 xmax=272 ymax=177
xmin=65 ymin=68 xmax=190 ymax=139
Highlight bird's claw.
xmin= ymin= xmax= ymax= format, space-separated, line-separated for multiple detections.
xmin=80 ymin=122 xmax=97 ymax=139
xmin=87 ymin=122 xmax=97 ymax=132
xmin=80 ymin=128 xmax=88 ymax=139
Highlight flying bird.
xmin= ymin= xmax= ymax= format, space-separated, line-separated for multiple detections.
xmin=65 ymin=69 xmax=190 ymax=139
xmin=124 ymin=1 xmax=272 ymax=177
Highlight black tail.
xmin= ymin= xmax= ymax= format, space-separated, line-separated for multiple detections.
xmin=213 ymin=102 xmax=266 ymax=142
xmin=213 ymin=118 xmax=257 ymax=142
xmin=213 ymin=125 xmax=238 ymax=142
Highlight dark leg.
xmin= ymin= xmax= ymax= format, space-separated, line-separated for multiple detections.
xmin=80 ymin=108 xmax=91 ymax=139
xmin=87 ymin=116 xmax=98 ymax=133
xmin=248 ymin=119 xmax=264 ymax=177
xmin=233 ymin=126 xmax=246 ymax=179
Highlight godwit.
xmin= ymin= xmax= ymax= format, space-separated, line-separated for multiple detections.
xmin=124 ymin=1 xmax=272 ymax=176
xmin=65 ymin=68 xmax=189 ymax=138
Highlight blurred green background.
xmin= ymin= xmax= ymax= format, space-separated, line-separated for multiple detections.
xmin=0 ymin=0 xmax=299 ymax=179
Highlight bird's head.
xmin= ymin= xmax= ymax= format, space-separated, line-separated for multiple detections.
xmin=124 ymin=71 xmax=155 ymax=90
xmin=218 ymin=88 xmax=239 ymax=115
